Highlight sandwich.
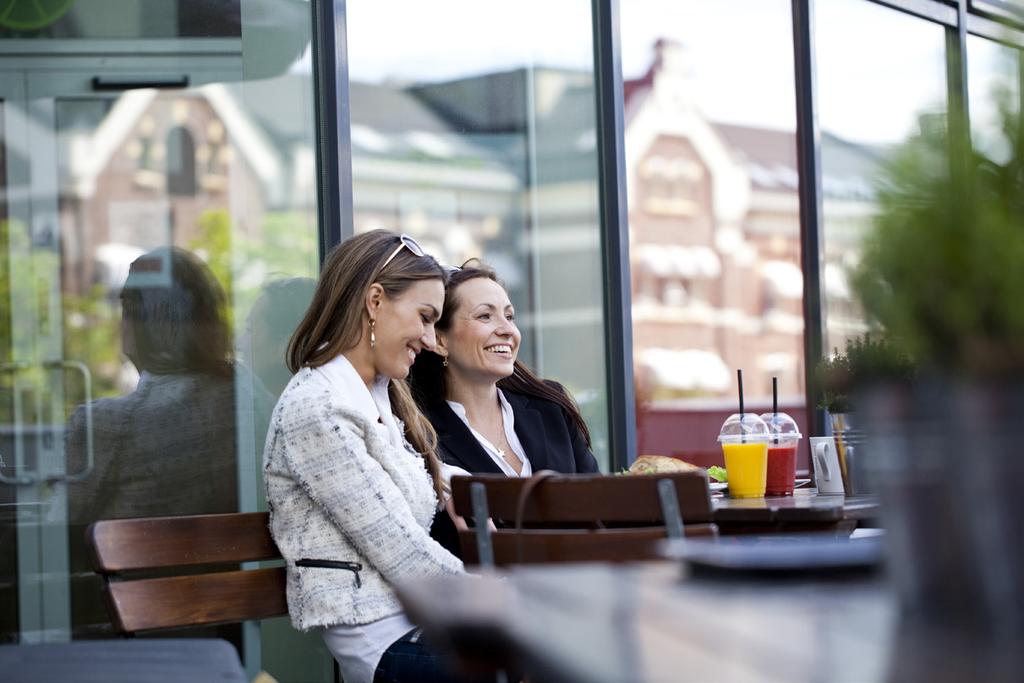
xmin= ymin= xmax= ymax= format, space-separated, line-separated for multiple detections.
xmin=627 ymin=454 xmax=701 ymax=475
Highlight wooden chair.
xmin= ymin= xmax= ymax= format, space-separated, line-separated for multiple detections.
xmin=86 ymin=512 xmax=287 ymax=634
xmin=451 ymin=471 xmax=717 ymax=567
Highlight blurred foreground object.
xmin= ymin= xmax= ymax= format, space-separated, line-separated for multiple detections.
xmin=852 ymin=74 xmax=1024 ymax=649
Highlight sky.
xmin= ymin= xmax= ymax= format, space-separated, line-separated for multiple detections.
xmin=304 ymin=0 xmax=1015 ymax=146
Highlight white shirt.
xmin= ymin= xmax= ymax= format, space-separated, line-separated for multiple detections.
xmin=447 ymin=389 xmax=532 ymax=477
xmin=314 ymin=354 xmax=417 ymax=683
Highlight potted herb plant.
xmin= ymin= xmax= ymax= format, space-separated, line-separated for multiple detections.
xmin=850 ymin=75 xmax=1024 ymax=639
xmin=814 ymin=334 xmax=914 ymax=493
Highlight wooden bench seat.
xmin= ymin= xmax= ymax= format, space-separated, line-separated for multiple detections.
xmin=87 ymin=512 xmax=287 ymax=635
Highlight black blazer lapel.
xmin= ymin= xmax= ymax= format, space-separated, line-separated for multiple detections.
xmin=426 ymin=402 xmax=504 ymax=475
xmin=505 ymin=392 xmax=550 ymax=472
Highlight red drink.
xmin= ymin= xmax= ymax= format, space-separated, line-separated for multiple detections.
xmin=765 ymin=444 xmax=797 ymax=496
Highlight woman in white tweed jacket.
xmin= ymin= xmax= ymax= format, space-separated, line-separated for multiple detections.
xmin=264 ymin=231 xmax=474 ymax=683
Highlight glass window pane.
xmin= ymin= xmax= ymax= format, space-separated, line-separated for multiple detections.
xmin=816 ymin=0 xmax=948 ymax=355
xmin=0 ymin=1 xmax=239 ymax=38
xmin=621 ymin=1 xmax=805 ymax=467
xmin=1 ymin=2 xmax=329 ymax=679
xmin=347 ymin=0 xmax=611 ymax=466
xmin=968 ymin=34 xmax=1021 ymax=165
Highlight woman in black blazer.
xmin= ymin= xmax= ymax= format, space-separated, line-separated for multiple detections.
xmin=421 ymin=382 xmax=596 ymax=475
xmin=409 ymin=262 xmax=598 ymax=477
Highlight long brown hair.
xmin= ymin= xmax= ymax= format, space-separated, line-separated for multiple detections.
xmin=121 ymin=247 xmax=232 ymax=378
xmin=409 ymin=261 xmax=592 ymax=447
xmin=287 ymin=230 xmax=448 ymax=501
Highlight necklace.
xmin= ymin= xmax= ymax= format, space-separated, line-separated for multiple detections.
xmin=492 ymin=438 xmax=512 ymax=461
xmin=489 ymin=435 xmax=521 ymax=471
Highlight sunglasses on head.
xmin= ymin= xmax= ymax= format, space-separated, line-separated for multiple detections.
xmin=379 ymin=233 xmax=426 ymax=274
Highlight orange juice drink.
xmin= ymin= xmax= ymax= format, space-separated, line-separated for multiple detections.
xmin=722 ymin=441 xmax=769 ymax=498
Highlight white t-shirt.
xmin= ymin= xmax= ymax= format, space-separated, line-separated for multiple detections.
xmin=447 ymin=389 xmax=532 ymax=477
xmin=322 ymin=615 xmax=413 ymax=683
xmin=313 ymin=354 xmax=423 ymax=683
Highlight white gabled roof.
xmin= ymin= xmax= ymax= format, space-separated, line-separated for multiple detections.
xmin=68 ymin=84 xmax=282 ymax=203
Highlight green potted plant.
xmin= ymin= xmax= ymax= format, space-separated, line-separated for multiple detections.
xmin=813 ymin=334 xmax=914 ymax=493
xmin=849 ymin=75 xmax=1024 ymax=638
xmin=815 ymin=333 xmax=914 ymax=416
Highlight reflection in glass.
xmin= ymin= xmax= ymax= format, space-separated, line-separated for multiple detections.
xmin=1 ymin=0 xmax=325 ymax=676
xmin=63 ymin=247 xmax=270 ymax=639
xmin=621 ymin=1 xmax=804 ymax=466
xmin=347 ymin=0 xmax=611 ymax=466
xmin=816 ymin=0 xmax=947 ymax=354
xmin=968 ymin=35 xmax=1021 ymax=166
xmin=241 ymin=277 xmax=316 ymax=398
xmin=1 ymin=0 xmax=238 ymax=39
xmin=66 ymin=247 xmax=245 ymax=524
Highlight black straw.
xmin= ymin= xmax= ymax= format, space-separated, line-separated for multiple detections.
xmin=772 ymin=376 xmax=779 ymax=445
xmin=737 ymin=369 xmax=745 ymax=442
xmin=737 ymin=369 xmax=745 ymax=416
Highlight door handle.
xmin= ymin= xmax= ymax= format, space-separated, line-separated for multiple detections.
xmin=50 ymin=360 xmax=93 ymax=483
xmin=91 ymin=75 xmax=190 ymax=91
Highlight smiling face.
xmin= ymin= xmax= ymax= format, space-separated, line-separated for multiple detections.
xmin=369 ymin=278 xmax=445 ymax=380
xmin=438 ymin=277 xmax=521 ymax=386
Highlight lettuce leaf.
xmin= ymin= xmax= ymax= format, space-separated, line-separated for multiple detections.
xmin=707 ymin=465 xmax=727 ymax=483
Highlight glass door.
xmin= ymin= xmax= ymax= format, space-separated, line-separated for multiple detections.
xmin=1 ymin=54 xmax=246 ymax=642
xmin=1 ymin=4 xmax=328 ymax=678
xmin=1 ymin=67 xmax=80 ymax=644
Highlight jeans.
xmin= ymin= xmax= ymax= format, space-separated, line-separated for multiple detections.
xmin=373 ymin=628 xmax=491 ymax=683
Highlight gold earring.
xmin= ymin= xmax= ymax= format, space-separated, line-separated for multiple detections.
xmin=442 ymin=358 xmax=448 ymax=367
xmin=369 ymin=318 xmax=376 ymax=348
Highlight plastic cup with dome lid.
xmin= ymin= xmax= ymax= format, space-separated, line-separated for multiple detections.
xmin=759 ymin=410 xmax=802 ymax=496
xmin=717 ymin=412 xmax=770 ymax=498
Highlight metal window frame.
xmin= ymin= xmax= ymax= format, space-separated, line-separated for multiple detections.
xmin=792 ymin=0 xmax=827 ymax=437
xmin=869 ymin=0 xmax=959 ymax=24
xmin=950 ymin=0 xmax=973 ymax=150
xmin=312 ymin=0 xmax=353 ymax=262
xmin=967 ymin=8 xmax=1024 ymax=43
xmin=593 ymin=0 xmax=638 ymax=471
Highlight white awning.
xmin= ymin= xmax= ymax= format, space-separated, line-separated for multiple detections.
xmin=634 ymin=244 xmax=675 ymax=277
xmin=824 ymin=262 xmax=851 ymax=300
xmin=637 ymin=347 xmax=731 ymax=393
xmin=760 ymin=260 xmax=804 ymax=299
xmin=634 ymin=244 xmax=721 ymax=279
xmin=667 ymin=245 xmax=721 ymax=278
xmin=758 ymin=352 xmax=797 ymax=373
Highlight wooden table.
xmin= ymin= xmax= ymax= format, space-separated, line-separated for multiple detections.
xmin=711 ymin=490 xmax=880 ymax=534
xmin=398 ymin=561 xmax=1021 ymax=683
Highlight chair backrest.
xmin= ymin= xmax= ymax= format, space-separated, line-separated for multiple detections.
xmin=87 ymin=512 xmax=287 ymax=634
xmin=451 ymin=471 xmax=714 ymax=525
xmin=470 ymin=524 xmax=719 ymax=566
xmin=452 ymin=472 xmax=717 ymax=567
